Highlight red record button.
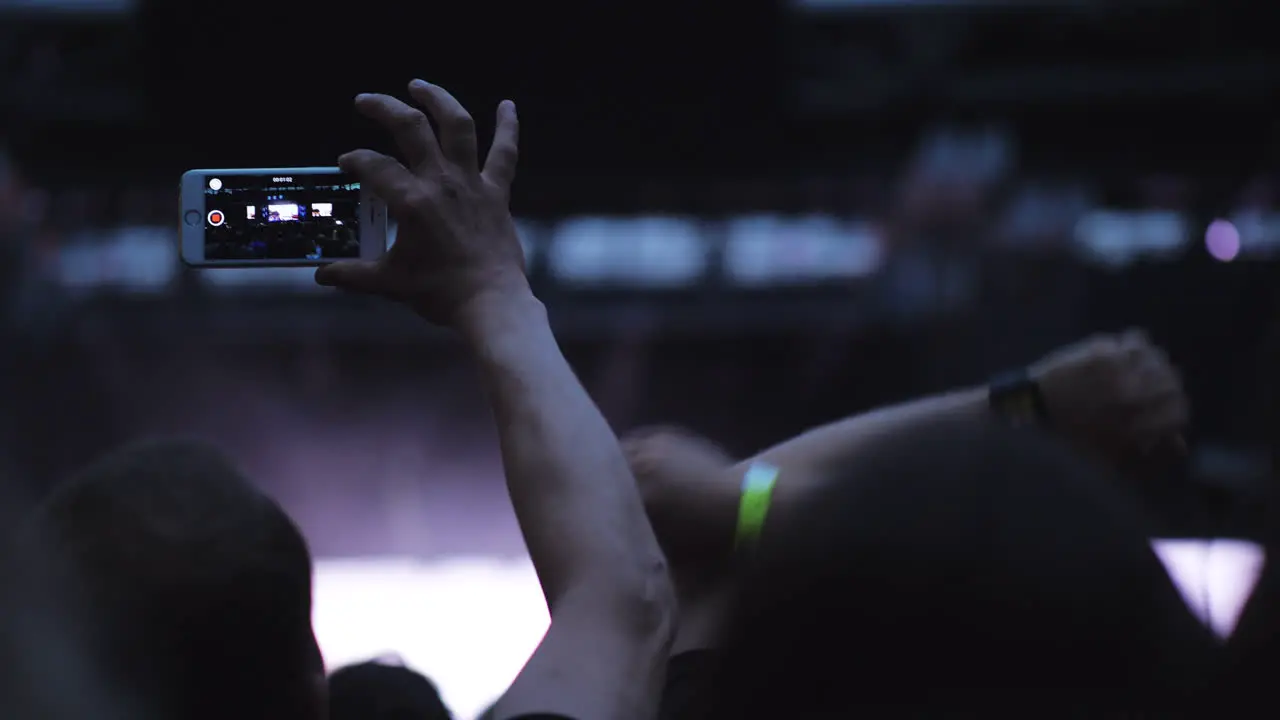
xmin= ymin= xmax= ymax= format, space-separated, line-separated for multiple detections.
xmin=207 ymin=210 xmax=226 ymax=227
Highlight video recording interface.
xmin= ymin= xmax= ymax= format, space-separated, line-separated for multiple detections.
xmin=203 ymin=173 xmax=361 ymax=261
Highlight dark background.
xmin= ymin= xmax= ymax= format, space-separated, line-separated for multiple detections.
xmin=11 ymin=0 xmax=1275 ymax=186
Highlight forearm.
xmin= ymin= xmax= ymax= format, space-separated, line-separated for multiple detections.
xmin=667 ymin=388 xmax=990 ymax=586
xmin=736 ymin=387 xmax=990 ymax=500
xmin=459 ymin=289 xmax=670 ymax=612
xmin=660 ymin=387 xmax=992 ymax=561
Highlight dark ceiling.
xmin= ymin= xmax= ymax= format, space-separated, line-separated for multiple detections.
xmin=3 ymin=1 xmax=1276 ymax=182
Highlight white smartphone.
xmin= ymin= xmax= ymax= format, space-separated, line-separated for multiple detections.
xmin=179 ymin=167 xmax=387 ymax=267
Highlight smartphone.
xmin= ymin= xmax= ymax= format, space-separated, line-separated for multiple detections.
xmin=179 ymin=167 xmax=387 ymax=267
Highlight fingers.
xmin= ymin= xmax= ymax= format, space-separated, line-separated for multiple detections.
xmin=1139 ymin=356 xmax=1182 ymax=396
xmin=407 ymin=79 xmax=478 ymax=173
xmin=338 ymin=149 xmax=417 ymax=214
xmin=315 ymin=259 xmax=382 ymax=294
xmin=1133 ymin=343 xmax=1182 ymax=397
xmin=1130 ymin=394 xmax=1190 ymax=453
xmin=353 ymin=94 xmax=440 ymax=171
xmin=483 ymin=100 xmax=519 ymax=189
xmin=1112 ymin=328 xmax=1181 ymax=396
xmin=1128 ymin=385 xmax=1189 ymax=427
xmin=1119 ymin=327 xmax=1151 ymax=350
xmin=352 ymin=82 xmax=509 ymax=187
xmin=1120 ymin=340 xmax=1189 ymax=453
xmin=1148 ymin=392 xmax=1191 ymax=429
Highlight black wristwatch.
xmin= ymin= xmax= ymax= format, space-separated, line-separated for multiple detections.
xmin=988 ymin=369 xmax=1050 ymax=427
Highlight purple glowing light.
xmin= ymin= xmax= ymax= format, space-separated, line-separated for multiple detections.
xmin=1205 ymin=219 xmax=1241 ymax=262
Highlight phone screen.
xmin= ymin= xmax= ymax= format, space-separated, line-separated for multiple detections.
xmin=203 ymin=172 xmax=362 ymax=261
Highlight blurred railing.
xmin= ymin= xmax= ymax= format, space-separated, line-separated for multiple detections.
xmin=0 ymin=205 xmax=1261 ymax=345
xmin=40 ymin=209 xmax=1279 ymax=297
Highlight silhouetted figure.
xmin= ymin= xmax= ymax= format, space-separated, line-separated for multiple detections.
xmin=328 ymin=659 xmax=452 ymax=720
xmin=701 ymin=418 xmax=1218 ymax=717
xmin=1 ymin=440 xmax=325 ymax=720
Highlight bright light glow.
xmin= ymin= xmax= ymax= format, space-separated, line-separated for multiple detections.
xmin=1229 ymin=211 xmax=1280 ymax=257
xmin=313 ymin=557 xmax=548 ymax=720
xmin=199 ymin=267 xmax=325 ymax=292
xmin=1073 ymin=210 xmax=1189 ymax=267
xmin=312 ymin=544 xmax=1261 ymax=718
xmin=1205 ymin=219 xmax=1241 ymax=262
xmin=267 ymin=203 xmax=300 ymax=222
xmin=1151 ymin=539 xmax=1264 ymax=639
xmin=723 ymin=214 xmax=884 ymax=285
xmin=56 ymin=227 xmax=178 ymax=293
xmin=548 ymin=216 xmax=708 ymax=286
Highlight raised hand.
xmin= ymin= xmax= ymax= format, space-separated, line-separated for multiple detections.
xmin=1031 ymin=329 xmax=1189 ymax=461
xmin=316 ymin=80 xmax=525 ymax=326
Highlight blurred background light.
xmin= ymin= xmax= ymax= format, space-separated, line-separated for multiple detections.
xmin=313 ymin=557 xmax=547 ymax=720
xmin=547 ymin=216 xmax=708 ymax=287
xmin=1205 ymin=218 xmax=1241 ymax=262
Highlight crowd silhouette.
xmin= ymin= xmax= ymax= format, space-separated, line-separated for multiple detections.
xmin=206 ymin=219 xmax=359 ymax=261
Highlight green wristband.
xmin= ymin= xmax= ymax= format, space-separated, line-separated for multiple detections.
xmin=735 ymin=462 xmax=779 ymax=550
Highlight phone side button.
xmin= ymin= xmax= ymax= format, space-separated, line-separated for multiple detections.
xmin=183 ymin=210 xmax=202 ymax=227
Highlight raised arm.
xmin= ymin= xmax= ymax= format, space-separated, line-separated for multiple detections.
xmin=636 ymin=330 xmax=1188 ymax=541
xmin=460 ymin=287 xmax=675 ymax=720
xmin=627 ymin=330 xmax=1189 ymax=653
xmin=749 ymin=331 xmax=1183 ymax=478
xmin=318 ymin=80 xmax=675 ymax=720
xmin=733 ymin=387 xmax=988 ymax=502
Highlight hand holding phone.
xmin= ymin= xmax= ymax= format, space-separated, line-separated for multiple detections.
xmin=179 ymin=167 xmax=388 ymax=267
xmin=315 ymin=81 xmax=524 ymax=326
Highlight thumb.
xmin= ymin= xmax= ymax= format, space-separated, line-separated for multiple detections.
xmin=314 ymin=260 xmax=381 ymax=293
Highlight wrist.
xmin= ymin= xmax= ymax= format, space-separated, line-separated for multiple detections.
xmin=988 ymin=368 xmax=1050 ymax=427
xmin=448 ymin=275 xmax=540 ymax=344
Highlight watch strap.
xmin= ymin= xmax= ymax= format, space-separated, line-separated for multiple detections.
xmin=988 ymin=369 xmax=1049 ymax=427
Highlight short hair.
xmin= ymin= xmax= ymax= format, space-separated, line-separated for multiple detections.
xmin=706 ymin=418 xmax=1218 ymax=716
xmin=328 ymin=659 xmax=453 ymax=720
xmin=6 ymin=439 xmax=322 ymax=720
